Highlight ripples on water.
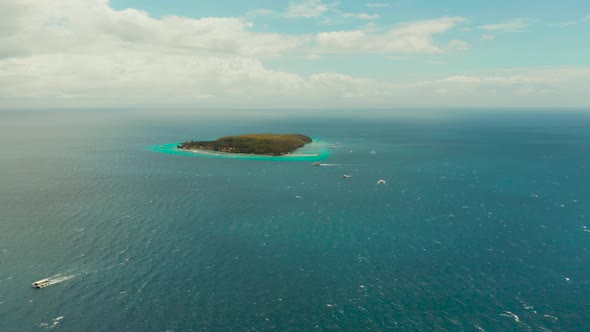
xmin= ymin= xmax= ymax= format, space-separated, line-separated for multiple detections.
xmin=0 ymin=110 xmax=589 ymax=331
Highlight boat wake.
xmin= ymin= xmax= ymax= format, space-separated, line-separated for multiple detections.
xmin=317 ymin=163 xmax=384 ymax=167
xmin=46 ymin=274 xmax=76 ymax=285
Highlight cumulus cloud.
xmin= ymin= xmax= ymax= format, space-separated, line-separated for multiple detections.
xmin=0 ymin=1 xmax=588 ymax=109
xmin=0 ymin=1 xmax=310 ymax=60
xmin=0 ymin=0 xmax=315 ymax=107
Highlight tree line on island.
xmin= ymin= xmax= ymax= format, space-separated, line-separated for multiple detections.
xmin=177 ymin=133 xmax=312 ymax=156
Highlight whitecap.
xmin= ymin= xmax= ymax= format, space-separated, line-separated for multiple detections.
xmin=543 ymin=314 xmax=558 ymax=322
xmin=38 ymin=316 xmax=64 ymax=329
xmin=500 ymin=311 xmax=520 ymax=323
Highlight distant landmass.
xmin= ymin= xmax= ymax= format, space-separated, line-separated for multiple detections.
xmin=177 ymin=133 xmax=312 ymax=156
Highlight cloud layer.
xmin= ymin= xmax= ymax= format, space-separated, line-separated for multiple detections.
xmin=0 ymin=0 xmax=588 ymax=109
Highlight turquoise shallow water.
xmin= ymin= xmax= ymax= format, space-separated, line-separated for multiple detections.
xmin=1 ymin=109 xmax=590 ymax=331
xmin=152 ymin=139 xmax=330 ymax=161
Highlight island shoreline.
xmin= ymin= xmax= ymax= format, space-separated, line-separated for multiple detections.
xmin=182 ymin=147 xmax=321 ymax=158
xmin=177 ymin=133 xmax=313 ymax=156
xmin=152 ymin=138 xmax=330 ymax=161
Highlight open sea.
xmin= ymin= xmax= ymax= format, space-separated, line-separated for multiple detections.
xmin=1 ymin=109 xmax=589 ymax=331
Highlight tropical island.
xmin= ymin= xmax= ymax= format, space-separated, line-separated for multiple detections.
xmin=177 ymin=133 xmax=313 ymax=156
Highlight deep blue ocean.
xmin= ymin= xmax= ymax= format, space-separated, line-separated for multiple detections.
xmin=1 ymin=109 xmax=589 ymax=331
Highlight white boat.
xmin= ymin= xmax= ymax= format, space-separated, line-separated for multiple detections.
xmin=311 ymin=162 xmax=321 ymax=166
xmin=341 ymin=174 xmax=352 ymax=178
xmin=32 ymin=279 xmax=53 ymax=289
xmin=377 ymin=179 xmax=386 ymax=184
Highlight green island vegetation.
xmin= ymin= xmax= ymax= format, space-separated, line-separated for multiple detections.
xmin=177 ymin=133 xmax=313 ymax=156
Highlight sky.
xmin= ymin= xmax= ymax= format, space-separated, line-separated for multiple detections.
xmin=0 ymin=0 xmax=589 ymax=109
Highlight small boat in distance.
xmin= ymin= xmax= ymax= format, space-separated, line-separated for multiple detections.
xmin=341 ymin=174 xmax=352 ymax=178
xmin=377 ymin=179 xmax=386 ymax=184
xmin=312 ymin=162 xmax=321 ymax=166
xmin=32 ymin=279 xmax=53 ymax=289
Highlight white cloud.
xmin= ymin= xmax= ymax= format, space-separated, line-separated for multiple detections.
xmin=481 ymin=34 xmax=496 ymax=41
xmin=245 ymin=0 xmax=380 ymax=25
xmin=249 ymin=1 xmax=378 ymax=24
xmin=416 ymin=68 xmax=590 ymax=93
xmin=0 ymin=52 xmax=307 ymax=103
xmin=315 ymin=16 xmax=467 ymax=54
xmin=0 ymin=1 xmax=310 ymax=60
xmin=0 ymin=1 xmax=588 ymax=109
xmin=448 ymin=39 xmax=470 ymax=51
xmin=308 ymin=73 xmax=376 ymax=98
xmin=286 ymin=0 xmax=329 ymax=18
xmin=366 ymin=3 xmax=391 ymax=8
xmin=558 ymin=14 xmax=590 ymax=26
xmin=0 ymin=0 xmax=313 ymax=107
xmin=0 ymin=0 xmax=398 ymax=108
xmin=244 ymin=9 xmax=277 ymax=19
xmin=478 ymin=18 xmax=530 ymax=32
xmin=316 ymin=30 xmax=366 ymax=50
xmin=342 ymin=13 xmax=380 ymax=20
xmin=376 ymin=67 xmax=590 ymax=107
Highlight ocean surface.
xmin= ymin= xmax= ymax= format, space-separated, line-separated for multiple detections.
xmin=1 ymin=109 xmax=589 ymax=331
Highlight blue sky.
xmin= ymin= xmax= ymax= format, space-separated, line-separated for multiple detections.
xmin=0 ymin=0 xmax=589 ymax=109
